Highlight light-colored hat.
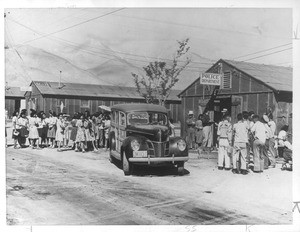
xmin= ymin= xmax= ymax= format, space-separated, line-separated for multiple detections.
xmin=221 ymin=108 xmax=227 ymax=113
xmin=188 ymin=110 xmax=194 ymax=115
xmin=262 ymin=114 xmax=269 ymax=123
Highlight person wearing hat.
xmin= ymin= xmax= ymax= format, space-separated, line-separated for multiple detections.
xmin=186 ymin=111 xmax=196 ymax=149
xmin=217 ymin=114 xmax=232 ymax=171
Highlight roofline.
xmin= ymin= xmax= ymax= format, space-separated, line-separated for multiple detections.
xmin=220 ymin=59 xmax=278 ymax=92
xmin=28 ymin=81 xmax=181 ymax=102
xmin=178 ymin=59 xmax=222 ymax=97
xmin=111 ymin=103 xmax=168 ymax=113
xmin=178 ymin=58 xmax=291 ymax=97
xmin=37 ymin=93 xmax=180 ymax=103
xmin=5 ymin=96 xmax=25 ymax=99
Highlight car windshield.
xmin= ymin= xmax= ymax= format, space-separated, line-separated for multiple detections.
xmin=128 ymin=112 xmax=168 ymax=126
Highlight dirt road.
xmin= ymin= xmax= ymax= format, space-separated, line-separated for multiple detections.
xmin=6 ymin=147 xmax=292 ymax=225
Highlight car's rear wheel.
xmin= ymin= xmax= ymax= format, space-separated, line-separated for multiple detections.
xmin=122 ymin=152 xmax=132 ymax=176
xmin=177 ymin=162 xmax=184 ymax=176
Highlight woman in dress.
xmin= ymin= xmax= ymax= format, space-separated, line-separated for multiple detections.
xmin=86 ymin=114 xmax=98 ymax=152
xmin=38 ymin=112 xmax=48 ymax=148
xmin=97 ymin=113 xmax=104 ymax=148
xmin=28 ymin=110 xmax=41 ymax=149
xmin=12 ymin=111 xmax=20 ymax=149
xmin=63 ymin=114 xmax=71 ymax=148
xmin=92 ymin=113 xmax=100 ymax=150
xmin=46 ymin=110 xmax=57 ymax=148
xmin=83 ymin=111 xmax=92 ymax=151
xmin=55 ymin=113 xmax=65 ymax=152
xmin=75 ymin=114 xmax=86 ymax=153
xmin=103 ymin=114 xmax=111 ymax=150
xmin=17 ymin=110 xmax=29 ymax=148
xmin=69 ymin=113 xmax=79 ymax=149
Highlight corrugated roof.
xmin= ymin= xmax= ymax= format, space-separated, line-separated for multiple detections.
xmin=32 ymin=81 xmax=181 ymax=102
xmin=5 ymin=87 xmax=25 ymax=98
xmin=223 ymin=59 xmax=292 ymax=92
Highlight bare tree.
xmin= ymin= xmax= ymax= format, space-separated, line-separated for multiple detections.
xmin=132 ymin=38 xmax=191 ymax=106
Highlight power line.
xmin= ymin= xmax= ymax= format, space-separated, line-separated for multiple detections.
xmin=233 ymin=43 xmax=292 ymax=60
xmin=241 ymin=47 xmax=292 ymax=62
xmin=15 ymin=8 xmax=125 ymax=47
xmin=110 ymin=12 xmax=289 ymax=40
xmin=7 ymin=17 xmax=213 ymax=73
xmin=8 ymin=16 xmax=213 ymax=69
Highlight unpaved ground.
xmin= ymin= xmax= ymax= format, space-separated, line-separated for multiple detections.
xmin=6 ymin=146 xmax=292 ymax=225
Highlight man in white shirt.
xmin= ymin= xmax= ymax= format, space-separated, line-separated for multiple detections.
xmin=250 ymin=115 xmax=267 ymax=173
xmin=266 ymin=114 xmax=277 ymax=167
xmin=261 ymin=114 xmax=275 ymax=169
xmin=217 ymin=114 xmax=232 ymax=170
xmin=232 ymin=113 xmax=249 ymax=174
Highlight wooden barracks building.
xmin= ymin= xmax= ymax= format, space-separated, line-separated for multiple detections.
xmin=5 ymin=86 xmax=25 ymax=117
xmin=179 ymin=59 xmax=293 ymax=140
xmin=24 ymin=81 xmax=182 ymax=122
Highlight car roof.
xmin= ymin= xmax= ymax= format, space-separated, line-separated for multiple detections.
xmin=111 ymin=103 xmax=168 ymax=113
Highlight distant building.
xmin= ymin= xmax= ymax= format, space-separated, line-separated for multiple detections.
xmin=5 ymin=87 xmax=26 ymax=117
xmin=179 ymin=59 xmax=292 ymax=144
xmin=24 ymin=81 xmax=182 ymax=122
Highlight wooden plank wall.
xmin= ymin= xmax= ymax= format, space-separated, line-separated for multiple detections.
xmin=180 ymin=60 xmax=290 ymax=138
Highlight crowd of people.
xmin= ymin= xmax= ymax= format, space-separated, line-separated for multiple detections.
xmin=6 ymin=107 xmax=293 ymax=173
xmin=186 ymin=110 xmax=293 ymax=174
xmin=9 ymin=109 xmax=111 ymax=153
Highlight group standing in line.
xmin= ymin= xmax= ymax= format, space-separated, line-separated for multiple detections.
xmin=10 ymin=108 xmax=111 ymax=153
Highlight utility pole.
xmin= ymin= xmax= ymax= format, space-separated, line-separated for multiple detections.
xmin=59 ymin=70 xmax=62 ymax=88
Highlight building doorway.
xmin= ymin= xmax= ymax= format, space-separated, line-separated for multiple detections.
xmin=213 ymin=97 xmax=232 ymax=123
xmin=212 ymin=97 xmax=232 ymax=147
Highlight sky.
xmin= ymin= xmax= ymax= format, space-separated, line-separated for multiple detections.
xmin=4 ymin=7 xmax=293 ymax=73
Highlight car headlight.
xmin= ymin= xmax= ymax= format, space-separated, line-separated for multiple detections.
xmin=131 ymin=139 xmax=140 ymax=151
xmin=177 ymin=139 xmax=186 ymax=151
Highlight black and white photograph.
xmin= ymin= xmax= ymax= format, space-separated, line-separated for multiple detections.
xmin=2 ymin=0 xmax=300 ymax=231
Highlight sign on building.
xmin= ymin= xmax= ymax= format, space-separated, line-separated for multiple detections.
xmin=200 ymin=73 xmax=222 ymax=86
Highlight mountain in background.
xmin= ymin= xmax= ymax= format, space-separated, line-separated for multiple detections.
xmin=5 ymin=45 xmax=214 ymax=90
xmin=5 ymin=45 xmax=103 ymax=87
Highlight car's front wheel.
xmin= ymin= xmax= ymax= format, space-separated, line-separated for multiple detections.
xmin=122 ymin=152 xmax=132 ymax=176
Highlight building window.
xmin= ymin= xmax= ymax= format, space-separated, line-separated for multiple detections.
xmin=56 ymin=98 xmax=66 ymax=106
xmin=221 ymin=71 xmax=232 ymax=89
xmin=80 ymin=99 xmax=90 ymax=107
xmin=120 ymin=112 xmax=126 ymax=126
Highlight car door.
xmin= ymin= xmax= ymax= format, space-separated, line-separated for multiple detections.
xmin=118 ymin=111 xmax=126 ymax=153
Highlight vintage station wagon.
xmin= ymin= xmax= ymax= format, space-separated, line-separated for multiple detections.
xmin=109 ymin=103 xmax=189 ymax=175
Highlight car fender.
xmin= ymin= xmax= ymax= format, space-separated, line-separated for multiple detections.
xmin=122 ymin=136 xmax=149 ymax=159
xmin=169 ymin=136 xmax=189 ymax=157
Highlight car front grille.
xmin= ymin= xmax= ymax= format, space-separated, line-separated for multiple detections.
xmin=147 ymin=141 xmax=169 ymax=157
